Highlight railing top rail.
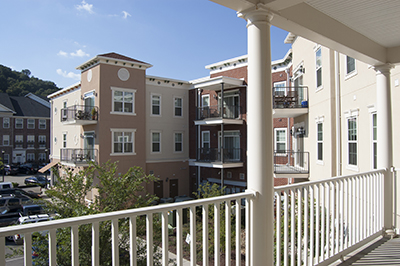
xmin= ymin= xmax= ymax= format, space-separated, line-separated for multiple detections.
xmin=0 ymin=191 xmax=255 ymax=237
xmin=274 ymin=168 xmax=387 ymax=192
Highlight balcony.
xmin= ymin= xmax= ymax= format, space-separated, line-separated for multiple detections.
xmin=195 ymin=105 xmax=243 ymax=125
xmin=0 ymin=169 xmax=396 ymax=265
xmin=60 ymin=148 xmax=98 ymax=166
xmin=190 ymin=147 xmax=244 ymax=168
xmin=273 ymin=86 xmax=309 ymax=118
xmin=274 ymin=150 xmax=309 ymax=178
xmin=61 ymin=105 xmax=98 ymax=125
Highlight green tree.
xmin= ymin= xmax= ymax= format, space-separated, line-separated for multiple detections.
xmin=33 ymin=161 xmax=162 ymax=266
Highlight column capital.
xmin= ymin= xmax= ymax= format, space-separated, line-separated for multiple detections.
xmin=237 ymin=5 xmax=273 ymax=27
xmin=373 ymin=63 xmax=394 ymax=75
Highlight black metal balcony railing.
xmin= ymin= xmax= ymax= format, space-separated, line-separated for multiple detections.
xmin=61 ymin=105 xmax=98 ymax=122
xmin=197 ymin=105 xmax=241 ymax=120
xmin=197 ymin=148 xmax=242 ymax=163
xmin=273 ymin=86 xmax=308 ymax=109
xmin=274 ymin=150 xmax=309 ymax=174
xmin=60 ymin=148 xmax=98 ymax=164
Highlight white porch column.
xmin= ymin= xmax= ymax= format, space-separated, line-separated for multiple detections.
xmin=238 ymin=6 xmax=274 ymax=266
xmin=374 ymin=64 xmax=395 ymax=235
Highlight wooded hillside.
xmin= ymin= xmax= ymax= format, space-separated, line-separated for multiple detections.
xmin=0 ymin=64 xmax=60 ymax=98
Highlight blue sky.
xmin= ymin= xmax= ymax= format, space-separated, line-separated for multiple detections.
xmin=0 ymin=0 xmax=291 ymax=89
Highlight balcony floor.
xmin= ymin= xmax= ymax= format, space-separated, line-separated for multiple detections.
xmin=337 ymin=236 xmax=400 ymax=266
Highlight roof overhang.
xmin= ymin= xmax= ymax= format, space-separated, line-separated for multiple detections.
xmin=191 ymin=76 xmax=245 ymax=91
xmin=209 ymin=0 xmax=400 ymax=65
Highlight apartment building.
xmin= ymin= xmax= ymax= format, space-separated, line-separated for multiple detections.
xmin=47 ymin=53 xmax=191 ymax=201
xmin=0 ymin=93 xmax=50 ymax=165
xmin=188 ymin=50 xmax=307 ymax=193
xmin=287 ymin=33 xmax=400 ymax=208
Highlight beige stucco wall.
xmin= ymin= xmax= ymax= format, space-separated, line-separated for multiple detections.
xmin=50 ymin=87 xmax=82 ymax=161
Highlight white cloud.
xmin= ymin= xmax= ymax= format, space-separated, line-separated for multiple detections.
xmin=76 ymin=0 xmax=94 ymax=14
xmin=122 ymin=11 xmax=131 ymax=19
xmin=70 ymin=49 xmax=90 ymax=57
xmin=56 ymin=69 xmax=81 ymax=80
xmin=58 ymin=50 xmax=68 ymax=57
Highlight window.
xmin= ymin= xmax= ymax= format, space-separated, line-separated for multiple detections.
xmin=27 ymin=135 xmax=35 ymax=149
xmin=112 ymin=87 xmax=135 ymax=114
xmin=346 ymin=56 xmax=356 ymax=75
xmin=227 ymin=172 xmax=232 ymax=179
xmin=39 ymin=119 xmax=46 ymax=129
xmin=202 ymin=131 xmax=210 ymax=150
xmin=15 ymin=135 xmax=23 ymax=143
xmin=348 ymin=117 xmax=357 ymax=166
xmin=218 ymin=131 xmax=241 ymax=161
xmin=372 ymin=113 xmax=377 ymax=169
xmin=240 ymin=173 xmax=245 ymax=180
xmin=27 ymin=119 xmax=35 ymax=129
xmin=38 ymin=135 xmax=46 ymax=143
xmin=151 ymin=94 xmax=161 ymax=116
xmin=274 ymin=128 xmax=287 ymax=153
xmin=15 ymin=119 xmax=23 ymax=129
xmin=274 ymin=81 xmax=286 ymax=96
xmin=27 ymin=153 xmax=35 ymax=161
xmin=174 ymin=132 xmax=183 ymax=152
xmin=112 ymin=129 xmax=135 ymax=154
xmin=3 ymin=135 xmax=9 ymax=146
xmin=316 ymin=48 xmax=322 ymax=88
xmin=202 ymin=95 xmax=210 ymax=107
xmin=3 ymin=118 xmax=9 ymax=128
xmin=62 ymin=133 xmax=67 ymax=148
xmin=39 ymin=153 xmax=46 ymax=161
xmin=3 ymin=154 xmax=9 ymax=165
xmin=174 ymin=97 xmax=182 ymax=117
xmin=62 ymin=101 xmax=68 ymax=120
xmin=317 ymin=123 xmax=323 ymax=161
xmin=151 ymin=132 xmax=161 ymax=153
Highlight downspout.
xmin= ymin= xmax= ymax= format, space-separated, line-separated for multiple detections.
xmin=285 ymin=67 xmax=291 ymax=183
xmin=197 ymin=88 xmax=201 ymax=194
xmin=334 ymin=52 xmax=341 ymax=176
xmin=221 ymin=83 xmax=224 ymax=189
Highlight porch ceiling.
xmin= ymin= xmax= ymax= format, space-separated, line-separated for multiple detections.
xmin=209 ymin=0 xmax=400 ymax=65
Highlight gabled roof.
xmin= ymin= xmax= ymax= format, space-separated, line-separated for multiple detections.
xmin=0 ymin=93 xmax=16 ymax=113
xmin=76 ymin=52 xmax=153 ymax=72
xmin=98 ymin=53 xmax=150 ymax=65
xmin=0 ymin=93 xmax=49 ymax=118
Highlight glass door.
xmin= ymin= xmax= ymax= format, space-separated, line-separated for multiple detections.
xmin=84 ymin=132 xmax=95 ymax=161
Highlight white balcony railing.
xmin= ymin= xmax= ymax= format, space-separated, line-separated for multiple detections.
xmin=274 ymin=169 xmax=386 ymax=266
xmin=0 ymin=169 xmax=393 ymax=265
xmin=0 ymin=191 xmax=255 ymax=266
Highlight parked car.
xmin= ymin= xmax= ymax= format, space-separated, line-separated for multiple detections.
xmin=13 ymin=214 xmax=53 ymax=245
xmin=25 ymin=176 xmax=49 ymax=188
xmin=18 ymin=164 xmax=39 ymax=175
xmin=0 ymin=194 xmax=33 ymax=207
xmin=3 ymin=165 xmax=18 ymax=176
xmin=0 ymin=188 xmax=41 ymax=199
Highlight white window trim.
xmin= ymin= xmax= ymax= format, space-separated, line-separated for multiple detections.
xmin=201 ymin=94 xmax=210 ymax=107
xmin=173 ymin=132 xmax=183 ymax=153
xmin=110 ymin=128 xmax=136 ymax=156
xmin=201 ymin=131 xmax=210 ymax=148
xmin=345 ymin=56 xmax=357 ymax=80
xmin=173 ymin=96 xmax=183 ymax=118
xmin=110 ymin=87 xmax=137 ymax=116
xmin=345 ymin=109 xmax=359 ymax=171
xmin=3 ymin=117 xmax=10 ymax=129
xmin=15 ymin=118 xmax=23 ymax=129
xmin=39 ymin=119 xmax=46 ymax=129
xmin=315 ymin=46 xmax=323 ymax=91
xmin=3 ymin=135 xmax=9 ymax=146
xmin=274 ymin=128 xmax=287 ymax=156
xmin=27 ymin=119 xmax=35 ymax=129
xmin=151 ymin=130 xmax=162 ymax=154
xmin=315 ymin=116 xmax=324 ymax=165
xmin=150 ymin=93 xmax=162 ymax=117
